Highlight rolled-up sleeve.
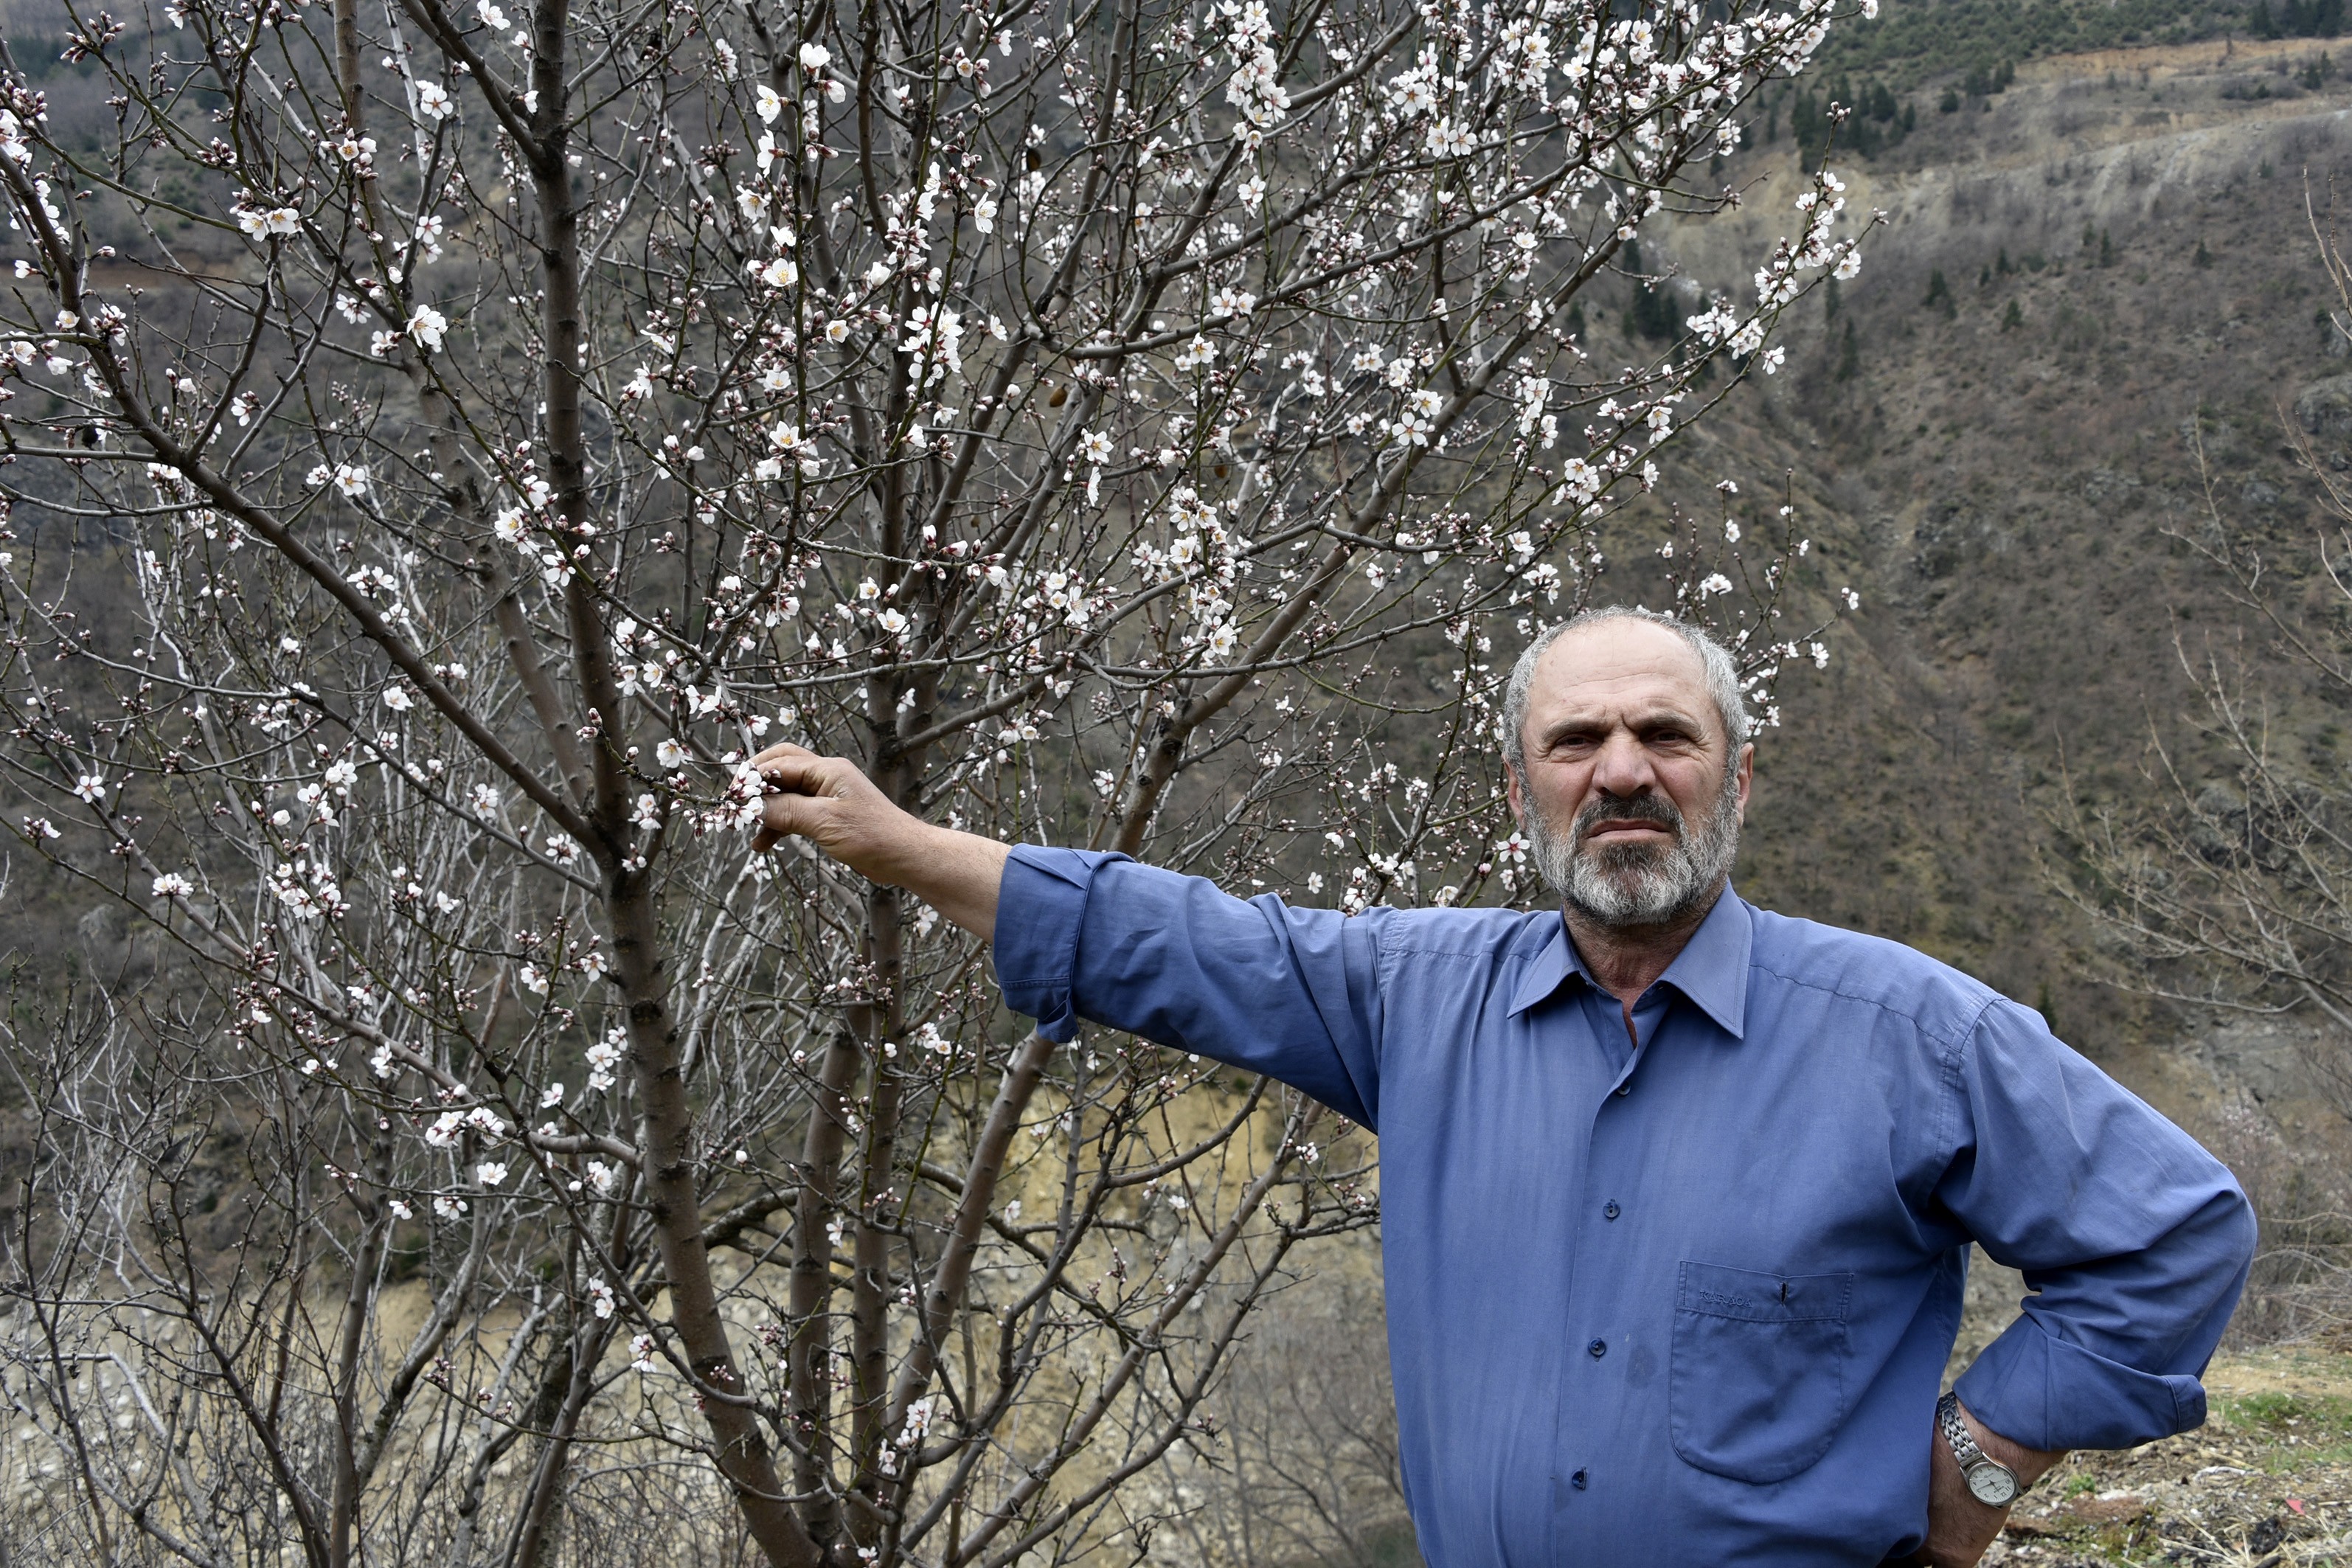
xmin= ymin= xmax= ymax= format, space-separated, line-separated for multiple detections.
xmin=1944 ymin=997 xmax=2257 ymax=1451
xmin=991 ymin=845 xmax=1386 ymax=1128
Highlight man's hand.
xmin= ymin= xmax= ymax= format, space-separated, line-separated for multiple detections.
xmin=749 ymin=744 xmax=1010 ymax=938
xmin=1920 ymin=1399 xmax=2065 ymax=1567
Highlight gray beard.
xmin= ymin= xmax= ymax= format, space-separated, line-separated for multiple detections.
xmin=1527 ymin=782 xmax=1741 ymax=929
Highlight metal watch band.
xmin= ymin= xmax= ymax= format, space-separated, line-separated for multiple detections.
xmin=1936 ymin=1391 xmax=1982 ymax=1463
xmin=1937 ymin=1391 xmax=2020 ymax=1507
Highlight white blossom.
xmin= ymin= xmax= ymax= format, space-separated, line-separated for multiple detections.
xmin=407 ymin=305 xmax=448 ymax=353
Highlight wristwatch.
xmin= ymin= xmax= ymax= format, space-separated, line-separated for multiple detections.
xmin=1937 ymin=1391 xmax=2019 ymax=1507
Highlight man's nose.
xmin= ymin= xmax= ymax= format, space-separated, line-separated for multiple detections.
xmin=1588 ymin=729 xmax=1657 ymax=798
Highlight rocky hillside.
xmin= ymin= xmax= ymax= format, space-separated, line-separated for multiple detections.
xmin=1612 ymin=36 xmax=2352 ymax=1172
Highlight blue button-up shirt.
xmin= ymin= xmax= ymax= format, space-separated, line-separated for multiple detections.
xmin=991 ymin=847 xmax=2256 ymax=1567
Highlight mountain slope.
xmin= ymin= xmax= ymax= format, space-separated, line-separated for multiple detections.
xmin=1626 ymin=38 xmax=2352 ymax=1155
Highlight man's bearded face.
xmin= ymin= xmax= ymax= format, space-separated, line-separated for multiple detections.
xmin=1525 ymin=766 xmax=1741 ymax=929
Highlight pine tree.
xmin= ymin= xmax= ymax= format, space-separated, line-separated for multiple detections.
xmin=1622 ymin=239 xmax=1679 ymax=341
xmin=1923 ymin=268 xmax=1955 ymax=319
xmin=1632 ymin=280 xmax=1679 ymax=341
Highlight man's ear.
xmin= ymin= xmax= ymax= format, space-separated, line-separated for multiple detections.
xmin=1732 ymin=743 xmax=1754 ymax=822
xmin=1505 ymin=763 xmax=1527 ymax=830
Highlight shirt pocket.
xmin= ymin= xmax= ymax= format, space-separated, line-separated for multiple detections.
xmin=1668 ymin=1260 xmax=1856 ymax=1485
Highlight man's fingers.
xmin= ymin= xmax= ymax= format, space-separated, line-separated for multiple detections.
xmin=752 ymin=745 xmax=837 ymax=800
xmin=746 ymin=749 xmax=892 ymax=861
xmin=756 ymin=785 xmax=821 ymax=842
xmin=749 ymin=740 xmax=814 ymax=771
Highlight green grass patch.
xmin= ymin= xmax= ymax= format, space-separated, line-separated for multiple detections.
xmin=2230 ymin=1390 xmax=2352 ymax=1428
xmin=2219 ymin=1390 xmax=2352 ymax=1468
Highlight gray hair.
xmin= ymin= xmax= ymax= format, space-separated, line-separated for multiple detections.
xmin=1500 ymin=606 xmax=1750 ymax=773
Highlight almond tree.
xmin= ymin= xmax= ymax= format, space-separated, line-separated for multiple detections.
xmin=0 ymin=0 xmax=1863 ymax=1556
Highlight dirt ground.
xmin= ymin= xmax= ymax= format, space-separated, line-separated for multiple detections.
xmin=1977 ymin=1345 xmax=2352 ymax=1566
xmin=1952 ymin=1248 xmax=2352 ymax=1567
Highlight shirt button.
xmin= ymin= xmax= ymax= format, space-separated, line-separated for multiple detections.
xmin=1613 ymin=1080 xmax=1631 ymax=1097
xmin=1571 ymin=1468 xmax=1589 ymax=1491
xmin=1603 ymin=1201 xmax=1621 ymax=1221
xmin=1588 ymin=1338 xmax=1607 ymax=1359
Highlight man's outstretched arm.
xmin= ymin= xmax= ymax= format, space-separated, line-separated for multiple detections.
xmin=750 ymin=743 xmax=1386 ymax=1125
xmin=751 ymin=743 xmax=1009 ymax=936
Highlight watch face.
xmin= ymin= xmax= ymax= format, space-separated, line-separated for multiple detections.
xmin=1966 ymin=1463 xmax=2019 ymax=1508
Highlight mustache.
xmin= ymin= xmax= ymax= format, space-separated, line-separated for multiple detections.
xmin=1571 ymin=792 xmax=1685 ymax=847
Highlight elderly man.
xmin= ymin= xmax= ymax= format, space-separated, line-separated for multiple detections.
xmin=752 ymin=606 xmax=2255 ymax=1568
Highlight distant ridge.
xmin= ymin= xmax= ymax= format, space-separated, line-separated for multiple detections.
xmin=1817 ymin=0 xmax=2301 ymax=87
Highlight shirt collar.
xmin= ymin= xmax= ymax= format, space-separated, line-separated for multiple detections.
xmin=1507 ymin=886 xmax=1752 ymax=1038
